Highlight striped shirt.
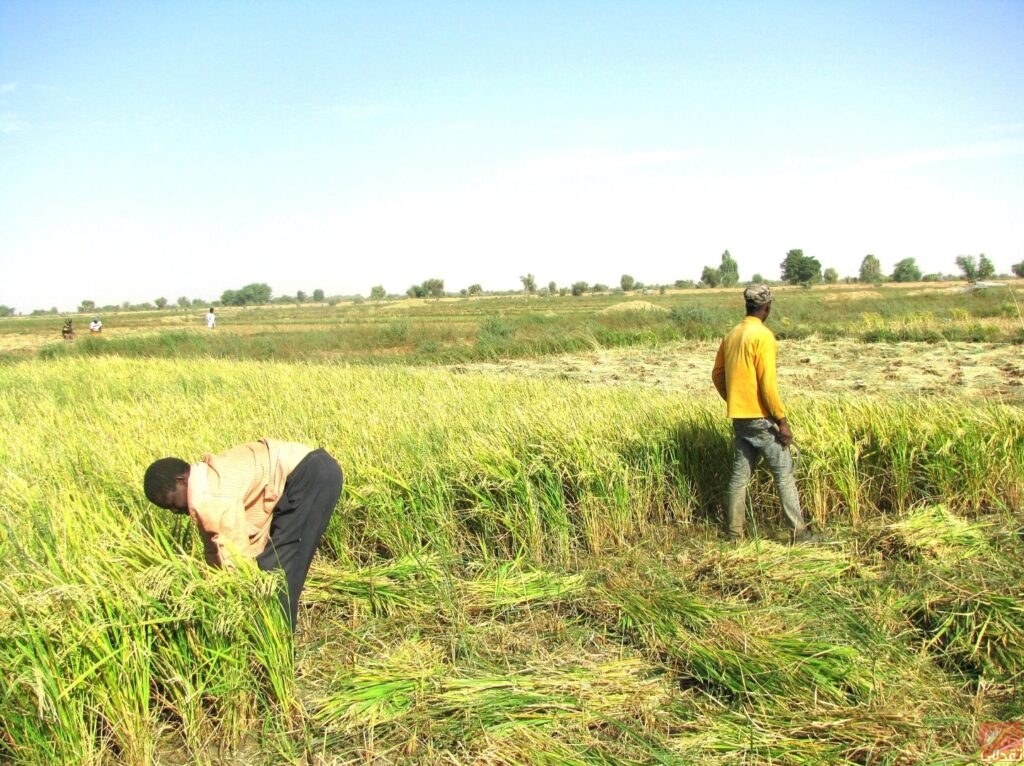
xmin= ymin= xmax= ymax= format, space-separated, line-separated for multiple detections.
xmin=711 ymin=316 xmax=787 ymax=421
xmin=187 ymin=439 xmax=312 ymax=566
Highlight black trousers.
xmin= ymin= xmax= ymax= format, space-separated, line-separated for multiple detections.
xmin=254 ymin=448 xmax=342 ymax=630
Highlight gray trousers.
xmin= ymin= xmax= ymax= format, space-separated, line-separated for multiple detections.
xmin=726 ymin=418 xmax=807 ymax=538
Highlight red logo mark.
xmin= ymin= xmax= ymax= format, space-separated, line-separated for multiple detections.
xmin=980 ymin=722 xmax=1023 ymax=762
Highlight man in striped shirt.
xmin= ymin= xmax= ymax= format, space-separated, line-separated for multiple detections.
xmin=712 ymin=285 xmax=820 ymax=543
xmin=144 ymin=439 xmax=343 ymax=630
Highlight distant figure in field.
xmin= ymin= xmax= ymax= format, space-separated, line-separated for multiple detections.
xmin=206 ymin=307 xmax=216 ymax=329
xmin=143 ymin=439 xmax=343 ymax=631
xmin=89 ymin=316 xmax=103 ymax=334
xmin=62 ymin=319 xmax=75 ymax=340
xmin=712 ymin=284 xmax=822 ymax=544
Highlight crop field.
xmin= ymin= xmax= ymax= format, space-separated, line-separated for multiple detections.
xmin=1 ymin=282 xmax=1023 ymax=765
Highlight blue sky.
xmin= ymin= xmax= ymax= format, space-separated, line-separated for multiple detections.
xmin=1 ymin=1 xmax=1022 ymax=312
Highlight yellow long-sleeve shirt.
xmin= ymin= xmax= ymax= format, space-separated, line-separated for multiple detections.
xmin=711 ymin=316 xmax=787 ymax=421
xmin=186 ymin=439 xmax=312 ymax=566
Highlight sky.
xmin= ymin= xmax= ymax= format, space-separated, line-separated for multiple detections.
xmin=1 ymin=1 xmax=1023 ymax=313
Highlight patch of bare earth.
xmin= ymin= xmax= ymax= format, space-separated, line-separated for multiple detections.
xmin=451 ymin=339 xmax=1024 ymax=406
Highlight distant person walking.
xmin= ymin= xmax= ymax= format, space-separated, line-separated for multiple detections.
xmin=712 ymin=285 xmax=821 ymax=543
xmin=89 ymin=316 xmax=103 ymax=334
xmin=143 ymin=439 xmax=343 ymax=631
xmin=206 ymin=307 xmax=216 ymax=329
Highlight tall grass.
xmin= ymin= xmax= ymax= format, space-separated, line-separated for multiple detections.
xmin=2 ymin=356 xmax=1022 ymax=763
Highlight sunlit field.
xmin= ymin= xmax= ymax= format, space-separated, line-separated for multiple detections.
xmin=2 ymin=283 xmax=1023 ymax=764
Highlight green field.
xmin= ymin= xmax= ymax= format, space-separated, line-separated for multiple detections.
xmin=2 ymin=283 xmax=1023 ymax=764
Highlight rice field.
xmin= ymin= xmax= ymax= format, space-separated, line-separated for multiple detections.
xmin=2 ymin=290 xmax=1024 ymax=764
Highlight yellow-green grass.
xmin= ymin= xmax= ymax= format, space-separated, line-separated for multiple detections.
xmin=1 ymin=357 xmax=1022 ymax=764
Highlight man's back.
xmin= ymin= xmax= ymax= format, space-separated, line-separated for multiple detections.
xmin=712 ymin=316 xmax=785 ymax=420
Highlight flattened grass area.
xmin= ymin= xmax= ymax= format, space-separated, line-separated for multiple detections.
xmin=1 ymin=284 xmax=1023 ymax=764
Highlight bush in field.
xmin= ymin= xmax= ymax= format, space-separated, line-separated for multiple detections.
xmin=477 ymin=315 xmax=515 ymax=345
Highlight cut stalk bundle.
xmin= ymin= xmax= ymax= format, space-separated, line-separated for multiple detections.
xmin=867 ymin=504 xmax=991 ymax=562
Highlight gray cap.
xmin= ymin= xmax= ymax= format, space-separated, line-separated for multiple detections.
xmin=743 ymin=284 xmax=773 ymax=307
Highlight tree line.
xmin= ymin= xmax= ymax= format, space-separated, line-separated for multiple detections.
xmin=5 ymin=253 xmax=1023 ymax=318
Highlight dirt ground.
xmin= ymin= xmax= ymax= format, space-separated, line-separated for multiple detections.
xmin=451 ymin=339 xmax=1024 ymax=406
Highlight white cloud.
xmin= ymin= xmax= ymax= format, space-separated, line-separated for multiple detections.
xmin=322 ymin=103 xmax=396 ymax=122
xmin=501 ymin=147 xmax=703 ymax=183
xmin=0 ymin=113 xmax=25 ymax=134
xmin=0 ymin=82 xmax=17 ymax=95
xmin=981 ymin=122 xmax=1024 ymax=136
xmin=852 ymin=140 xmax=1024 ymax=173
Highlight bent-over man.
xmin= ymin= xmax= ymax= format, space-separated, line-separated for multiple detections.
xmin=144 ymin=439 xmax=342 ymax=630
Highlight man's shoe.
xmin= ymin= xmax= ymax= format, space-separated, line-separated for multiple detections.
xmin=791 ymin=529 xmax=828 ymax=545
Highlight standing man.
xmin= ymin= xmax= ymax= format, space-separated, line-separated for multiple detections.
xmin=712 ymin=285 xmax=820 ymax=543
xmin=205 ymin=307 xmax=216 ymax=329
xmin=143 ymin=439 xmax=343 ymax=630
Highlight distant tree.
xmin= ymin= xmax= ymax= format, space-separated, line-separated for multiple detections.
xmin=955 ymin=255 xmax=979 ymax=282
xmin=520 ymin=273 xmax=537 ymax=295
xmin=313 ymin=289 xmax=325 ymax=302
xmin=718 ymin=250 xmax=739 ymax=287
xmin=370 ymin=285 xmax=386 ymax=301
xmin=592 ymin=283 xmax=608 ymax=293
xmin=700 ymin=265 xmax=721 ymax=288
xmin=674 ymin=279 xmax=694 ymax=289
xmin=422 ymin=278 xmax=445 ymax=299
xmin=547 ymin=280 xmax=557 ymax=295
xmin=79 ymin=299 xmax=96 ymax=313
xmin=406 ymin=285 xmax=425 ymax=298
xmin=780 ymin=249 xmax=821 ymax=286
xmin=467 ymin=284 xmax=483 ymax=296
xmin=751 ymin=273 xmax=764 ymax=284
xmin=977 ymin=254 xmax=996 ymax=281
xmin=221 ymin=283 xmax=272 ymax=306
xmin=620 ymin=274 xmax=636 ymax=292
xmin=296 ymin=290 xmax=307 ymax=303
xmin=154 ymin=297 xmax=168 ymax=308
xmin=890 ymin=258 xmax=922 ymax=283
xmin=571 ymin=281 xmax=589 ymax=296
xmin=823 ymin=268 xmax=839 ymax=284
xmin=1012 ymin=261 xmax=1024 ymax=278
xmin=859 ymin=254 xmax=882 ymax=283
xmin=177 ymin=296 xmax=191 ymax=308
xmin=0 ymin=305 xmax=14 ymax=317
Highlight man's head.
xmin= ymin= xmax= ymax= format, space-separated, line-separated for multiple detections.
xmin=144 ymin=457 xmax=191 ymax=513
xmin=743 ymin=284 xmax=773 ymax=318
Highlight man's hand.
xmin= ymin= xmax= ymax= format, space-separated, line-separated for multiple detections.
xmin=775 ymin=419 xmax=794 ymax=447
